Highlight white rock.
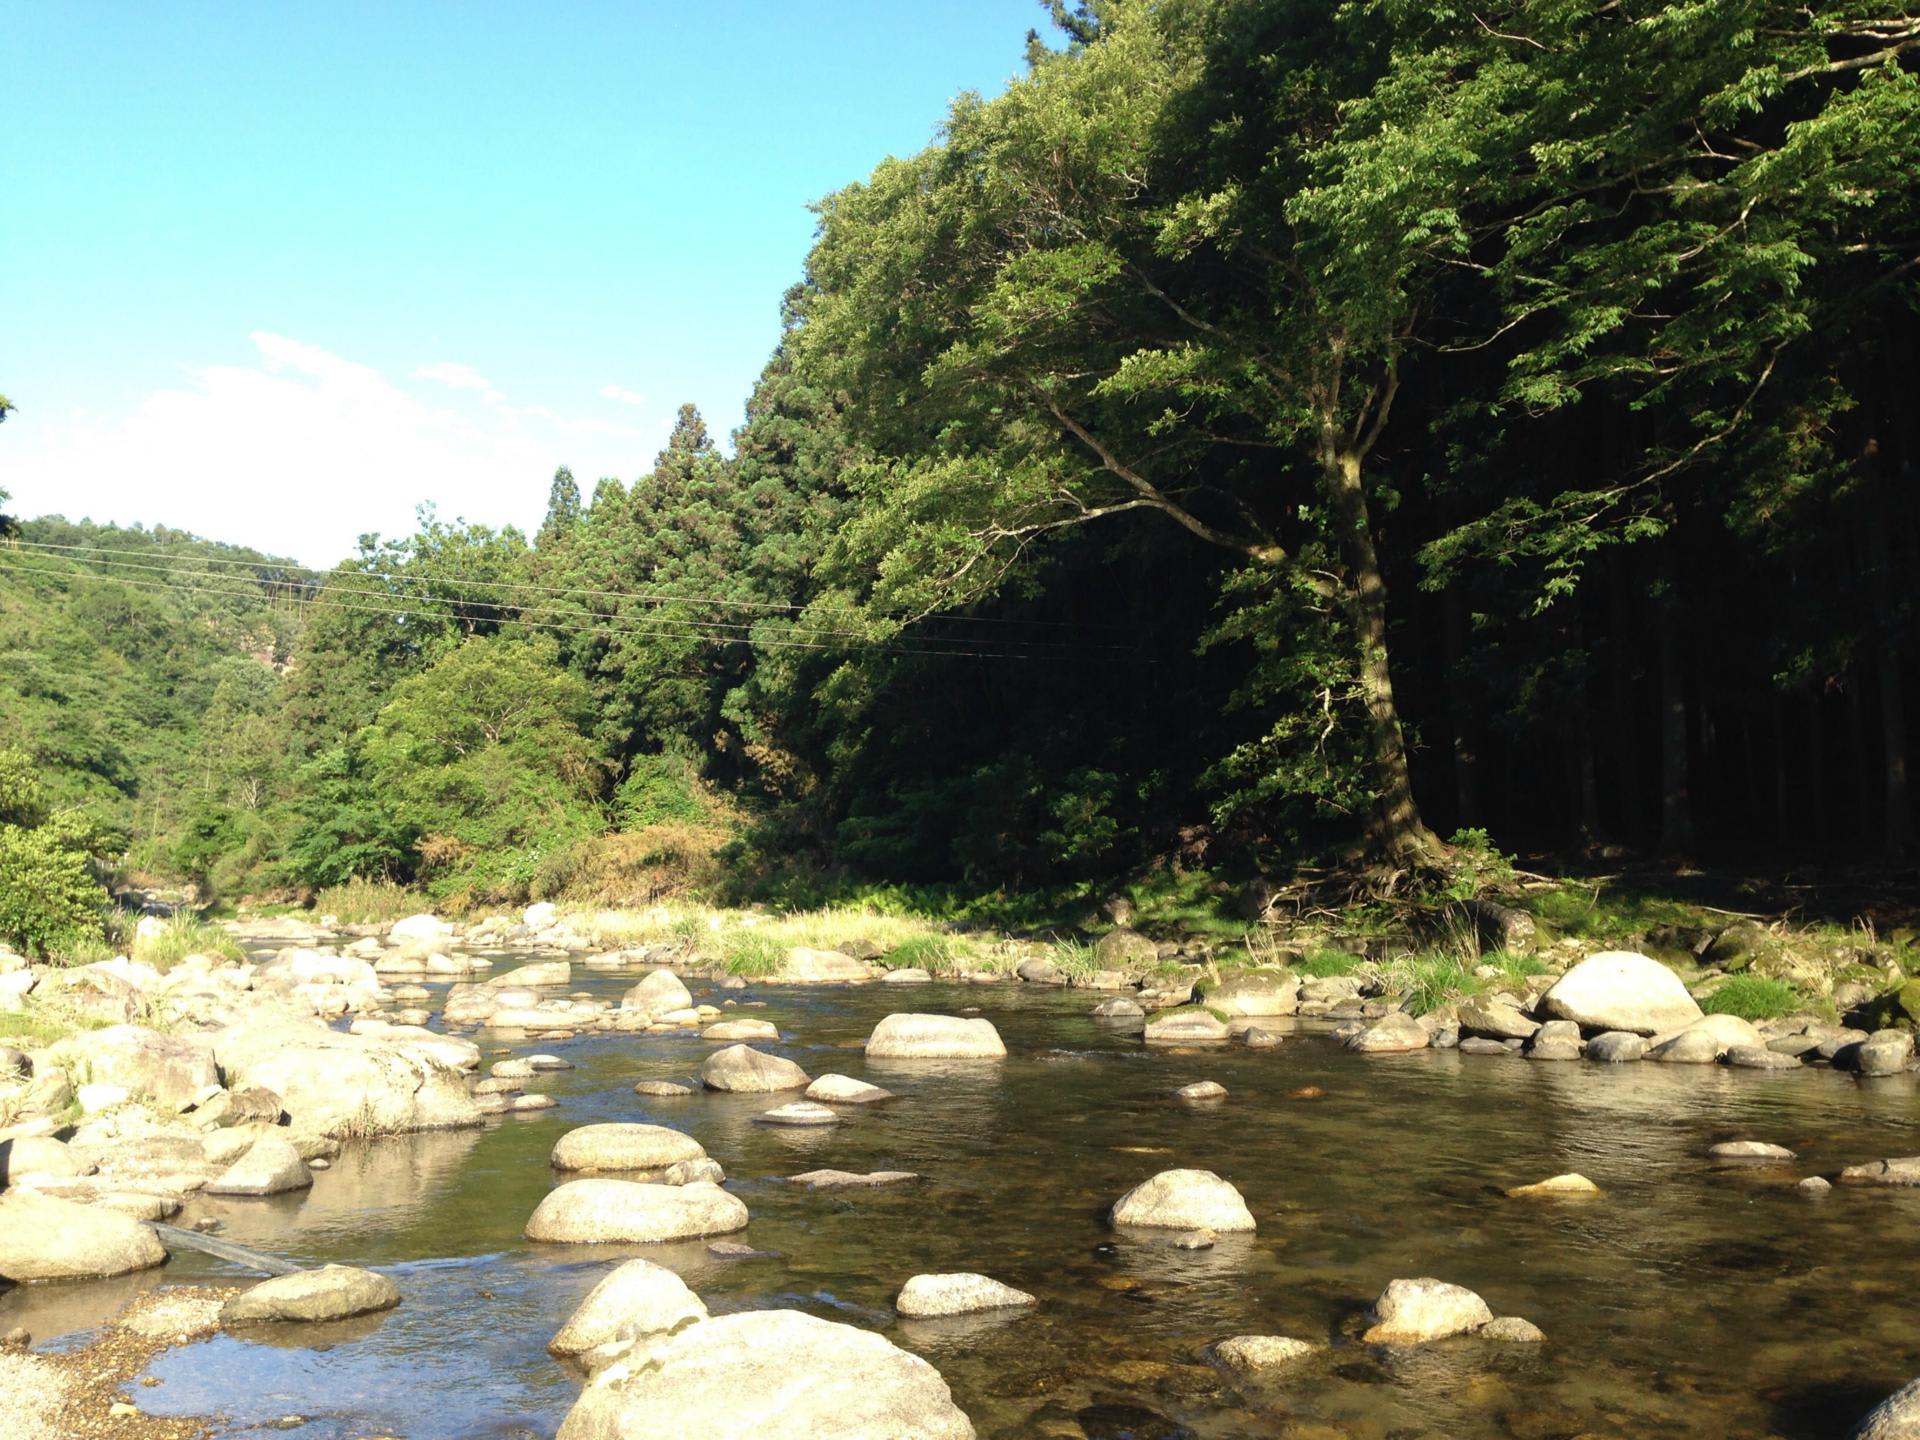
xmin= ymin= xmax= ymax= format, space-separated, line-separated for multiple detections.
xmin=895 ymin=1273 xmax=1036 ymax=1317
xmin=548 ymin=1258 xmax=708 ymax=1358
xmin=1110 ymin=1169 xmax=1256 ymax=1232
xmin=1538 ymin=951 xmax=1702 ymax=1036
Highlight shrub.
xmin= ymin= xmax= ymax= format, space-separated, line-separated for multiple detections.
xmin=533 ymin=825 xmax=729 ymax=906
xmin=882 ymin=932 xmax=985 ymax=975
xmin=1700 ymin=975 xmax=1801 ymax=1021
xmin=130 ymin=915 xmax=243 ymax=969
xmin=0 ymin=820 xmax=109 ymax=959
xmin=613 ymin=753 xmax=707 ymax=831
xmin=314 ymin=879 xmax=425 ymax=924
xmin=720 ymin=929 xmax=785 ymax=977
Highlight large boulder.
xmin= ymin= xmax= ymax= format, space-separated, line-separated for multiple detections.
xmin=206 ymin=1135 xmax=313 ymax=1196
xmin=700 ymin=1045 xmax=809 ymax=1093
xmin=0 ymin=1190 xmax=167 ymax=1281
xmin=390 ymin=914 xmax=453 ymax=943
xmin=1193 ymin=969 xmax=1299 ymax=1017
xmin=624 ymin=970 xmax=694 ymax=1015
xmin=1094 ymin=929 xmax=1159 ymax=969
xmin=1854 ymin=1378 xmax=1920 ymax=1439
xmin=68 ymin=1025 xmax=219 ymax=1112
xmin=805 ymin=1074 xmax=895 ymax=1105
xmin=490 ymin=960 xmax=571 ymax=988
xmin=525 ymin=1179 xmax=749 ymax=1244
xmin=548 ymin=1258 xmax=709 ymax=1359
xmin=702 ymin=1019 xmax=780 ymax=1042
xmin=1538 ymin=951 xmax=1702 ymax=1036
xmin=896 ymin=1273 xmax=1036 ymax=1318
xmin=557 ymin=1310 xmax=975 ymax=1440
xmin=1142 ymin=1008 xmax=1231 ymax=1044
xmin=222 ymin=1265 xmax=400 ymax=1324
xmin=1346 ymin=1012 xmax=1430 ymax=1053
xmin=865 ymin=1014 xmax=1007 ymax=1060
xmin=1647 ymin=1013 xmax=1763 ymax=1063
xmin=0 ymin=1135 xmax=91 ymax=1184
xmin=1362 ymin=1277 xmax=1494 ymax=1344
xmin=552 ymin=1124 xmax=707 ymax=1173
xmin=213 ymin=1019 xmax=482 ymax=1139
xmin=776 ymin=948 xmax=873 ymax=983
xmin=1457 ymin=998 xmax=1540 ymax=1042
xmin=1110 ymin=1169 xmax=1256 ymax=1232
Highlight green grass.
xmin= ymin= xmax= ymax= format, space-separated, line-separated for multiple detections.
xmin=1523 ymin=884 xmax=1699 ymax=944
xmin=1297 ymin=947 xmax=1365 ymax=978
xmin=719 ymin=929 xmax=785 ymax=977
xmin=882 ymin=933 xmax=986 ymax=975
xmin=1386 ymin=950 xmax=1482 ymax=1015
xmin=1479 ymin=949 xmax=1552 ymax=981
xmin=129 ymin=915 xmax=243 ymax=969
xmin=1699 ymin=975 xmax=1802 ymax=1021
xmin=1049 ymin=937 xmax=1101 ymax=977
xmin=314 ymin=879 xmax=428 ymax=925
xmin=0 ymin=1009 xmax=108 ymax=1047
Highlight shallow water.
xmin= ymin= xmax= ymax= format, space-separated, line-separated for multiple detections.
xmin=9 ymin=966 xmax=1920 ymax=1439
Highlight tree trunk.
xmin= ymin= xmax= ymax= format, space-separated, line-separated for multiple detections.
xmin=1325 ymin=448 xmax=1445 ymax=866
xmin=1442 ymin=581 xmax=1480 ymax=829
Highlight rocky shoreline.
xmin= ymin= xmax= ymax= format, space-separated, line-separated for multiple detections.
xmin=6 ymin=904 xmax=1920 ymax=1436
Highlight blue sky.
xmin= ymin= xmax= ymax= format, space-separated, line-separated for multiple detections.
xmin=0 ymin=2 xmax=1047 ymax=564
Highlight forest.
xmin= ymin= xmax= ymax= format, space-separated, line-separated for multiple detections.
xmin=3 ymin=0 xmax=1919 ymax=954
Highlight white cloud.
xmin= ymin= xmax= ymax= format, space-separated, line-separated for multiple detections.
xmin=599 ymin=383 xmax=648 ymax=407
xmin=5 ymin=333 xmax=664 ymax=566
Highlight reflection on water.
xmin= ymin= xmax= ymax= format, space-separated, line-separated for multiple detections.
xmin=7 ymin=968 xmax=1920 ymax=1439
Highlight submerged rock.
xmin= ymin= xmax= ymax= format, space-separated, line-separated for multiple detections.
xmin=700 ymin=1044 xmax=809 ymax=1093
xmin=1840 ymin=1157 xmax=1920 ymax=1186
xmin=787 ymin=1169 xmax=920 ymax=1189
xmin=1213 ymin=1335 xmax=1315 ymax=1371
xmin=1538 ymin=951 xmax=1703 ymax=1036
xmin=525 ymin=1179 xmax=749 ymax=1243
xmin=805 ymin=1074 xmax=895 ymax=1104
xmin=548 ymin=1258 xmax=707 ymax=1359
xmin=556 ymin=1310 xmax=976 ymax=1440
xmin=632 ymin=1080 xmax=694 ymax=1097
xmin=1091 ymin=998 xmax=1146 ymax=1019
xmin=701 ymin=1019 xmax=780 ymax=1042
xmin=0 ymin=1190 xmax=167 ymax=1281
xmin=1111 ymin=1169 xmax=1256 ymax=1232
xmin=1709 ymin=1140 xmax=1796 ymax=1161
xmin=1175 ymin=1081 xmax=1227 ymax=1101
xmin=1504 ymin=1173 xmax=1600 ymax=1199
xmin=896 ymin=1273 xmax=1036 ymax=1317
xmin=551 ymin=1124 xmax=706 ymax=1173
xmin=222 ymin=1265 xmax=400 ymax=1325
xmin=1362 ymin=1277 xmax=1494 ymax=1344
xmin=865 ymin=1014 xmax=1007 ymax=1059
xmin=754 ymin=1102 xmax=841 ymax=1127
xmin=1479 ymin=1316 xmax=1546 ymax=1343
xmin=1143 ymin=1008 xmax=1231 ymax=1045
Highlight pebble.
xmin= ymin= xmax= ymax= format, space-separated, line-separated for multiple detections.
xmin=1175 ymin=1081 xmax=1226 ymax=1102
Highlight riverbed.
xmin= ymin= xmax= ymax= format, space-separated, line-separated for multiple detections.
xmin=6 ymin=964 xmax=1918 ymax=1439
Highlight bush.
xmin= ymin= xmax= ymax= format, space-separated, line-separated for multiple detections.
xmin=314 ymin=879 xmax=425 ymax=924
xmin=0 ymin=755 xmax=110 ymax=958
xmin=1700 ymin=975 xmax=1801 ymax=1021
xmin=130 ymin=915 xmax=243 ymax=969
xmin=613 ymin=753 xmax=707 ymax=830
xmin=720 ymin=929 xmax=785 ymax=977
xmin=533 ymin=825 xmax=729 ymax=906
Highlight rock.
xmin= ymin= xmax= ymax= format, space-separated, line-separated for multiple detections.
xmin=1171 ymin=1229 xmax=1214 ymax=1250
xmin=492 ymin=1058 xmax=537 ymax=1080
xmin=1095 ymin=929 xmax=1160 ymax=969
xmin=632 ymin=1080 xmax=694 ymax=1097
xmin=551 ymin=1124 xmax=707 ymax=1173
xmin=548 ymin=1258 xmax=708 ymax=1359
xmin=1346 ymin=1012 xmax=1429 ymax=1054
xmin=213 ymin=1020 xmax=480 ymax=1139
xmin=1840 ymin=1157 xmax=1920 ymax=1186
xmin=1538 ymin=951 xmax=1703 ymax=1035
xmin=787 ymin=1170 xmax=920 ymax=1189
xmin=491 ymin=960 xmax=571 ymax=988
xmin=805 ymin=1074 xmax=895 ymax=1104
xmin=778 ymin=948 xmax=873 ymax=983
xmin=1585 ymin=1031 xmax=1647 ymax=1063
xmin=1143 ymin=1008 xmax=1231 ymax=1044
xmin=1175 ymin=1081 xmax=1227 ymax=1101
xmin=1479 ymin=1316 xmax=1545 ymax=1343
xmin=1460 ymin=898 xmax=1538 ymax=955
xmin=222 ymin=1266 xmax=401 ymax=1325
xmin=754 ymin=1102 xmax=841 ymax=1126
xmin=69 ymin=1025 xmax=220 ymax=1111
xmin=1213 ymin=1335 xmax=1315 ymax=1371
xmin=390 ymin=913 xmax=453 ymax=942
xmin=624 ymin=970 xmax=694 ymax=1015
xmin=1855 ymin=1030 xmax=1916 ymax=1077
xmin=1727 ymin=1045 xmax=1802 ymax=1070
xmin=525 ymin=1179 xmax=749 ymax=1243
xmin=896 ymin=1273 xmax=1037 ymax=1317
xmin=700 ymin=1045 xmax=809 ymax=1093
xmin=523 ymin=902 xmax=559 ymax=929
xmin=1362 ymin=1278 xmax=1494 ymax=1344
xmin=0 ymin=1191 xmax=167 ymax=1281
xmin=1015 ymin=958 xmax=1063 ymax=985
xmin=1111 ymin=1169 xmax=1256 ymax=1232
xmin=1527 ymin=1028 xmax=1584 ymax=1061
xmin=865 ymin=1014 xmax=1006 ymax=1060
xmin=1709 ymin=1140 xmax=1796 ymax=1161
xmin=1457 ymin=998 xmax=1539 ymax=1041
xmin=1091 ymin=997 xmax=1145 ymax=1019
xmin=1504 ymin=1173 xmax=1600 ymax=1198
xmin=662 ymin=1158 xmax=726 ymax=1186
xmin=1193 ymin=969 xmax=1299 ymax=1018
xmin=1850 ymin=1376 xmax=1920 ymax=1438
xmin=701 ymin=1019 xmax=780 ymax=1042
xmin=1800 ymin=1176 xmax=1833 ymax=1195
xmin=880 ymin=968 xmax=933 ymax=984
xmin=1648 ymin=1014 xmax=1764 ymax=1063
xmin=0 ymin=1135 xmax=90 ymax=1184
xmin=78 ymin=1082 xmax=131 ymax=1112
xmin=206 ymin=1136 xmax=313 ymax=1197
xmin=555 ymin=1310 xmax=975 ymax=1440
xmin=1458 ymin=1037 xmax=1514 ymax=1056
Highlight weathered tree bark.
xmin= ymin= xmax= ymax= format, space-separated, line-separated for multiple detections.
xmin=1442 ymin=580 xmax=1480 ymax=829
xmin=1324 ymin=448 xmax=1445 ymax=866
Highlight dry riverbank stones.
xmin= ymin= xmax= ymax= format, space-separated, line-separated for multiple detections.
xmin=526 ymin=1179 xmax=749 ymax=1243
xmin=550 ymin=1124 xmax=707 ymax=1173
xmin=1110 ymin=1169 xmax=1256 ymax=1232
xmin=865 ymin=1014 xmax=1006 ymax=1059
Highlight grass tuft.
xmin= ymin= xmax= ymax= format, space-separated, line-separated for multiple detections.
xmin=1699 ymin=974 xmax=1801 ymax=1021
xmin=130 ymin=915 xmax=243 ymax=969
xmin=315 ymin=879 xmax=426 ymax=925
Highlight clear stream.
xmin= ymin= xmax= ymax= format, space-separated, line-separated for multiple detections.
xmin=6 ymin=964 xmax=1920 ymax=1440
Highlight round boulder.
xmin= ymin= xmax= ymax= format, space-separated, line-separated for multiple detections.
xmin=700 ymin=1045 xmax=809 ymax=1093
xmin=526 ymin=1179 xmax=749 ymax=1244
xmin=896 ymin=1273 xmax=1036 ymax=1318
xmin=1142 ymin=1008 xmax=1230 ymax=1045
xmin=805 ymin=1074 xmax=895 ymax=1105
xmin=206 ymin=1135 xmax=313 ymax=1197
xmin=865 ymin=1014 xmax=1007 ymax=1060
xmin=0 ymin=1191 xmax=167 ymax=1281
xmin=552 ymin=1124 xmax=707 ymax=1173
xmin=556 ymin=1309 xmax=975 ymax=1440
xmin=701 ymin=1019 xmax=780 ymax=1042
xmin=222 ymin=1265 xmax=400 ymax=1325
xmin=1110 ymin=1169 xmax=1256 ymax=1232
xmin=548 ymin=1258 xmax=708 ymax=1359
xmin=1194 ymin=969 xmax=1299 ymax=1018
xmin=1537 ymin=951 xmax=1702 ymax=1036
xmin=1362 ymin=1277 xmax=1493 ymax=1344
xmin=624 ymin=970 xmax=694 ymax=1015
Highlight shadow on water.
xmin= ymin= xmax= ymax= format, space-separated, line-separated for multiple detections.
xmin=6 ymin=966 xmax=1920 ymax=1438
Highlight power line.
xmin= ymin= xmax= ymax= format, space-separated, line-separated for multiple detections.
xmin=0 ymin=544 xmax=1133 ymax=657
xmin=6 ymin=535 xmax=1138 ymax=638
xmin=0 ymin=550 xmax=1145 ymax=664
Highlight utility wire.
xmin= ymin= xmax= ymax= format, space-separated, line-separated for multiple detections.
xmin=0 ymin=550 xmax=1148 ymax=664
xmin=6 ymin=535 xmax=1138 ymax=638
